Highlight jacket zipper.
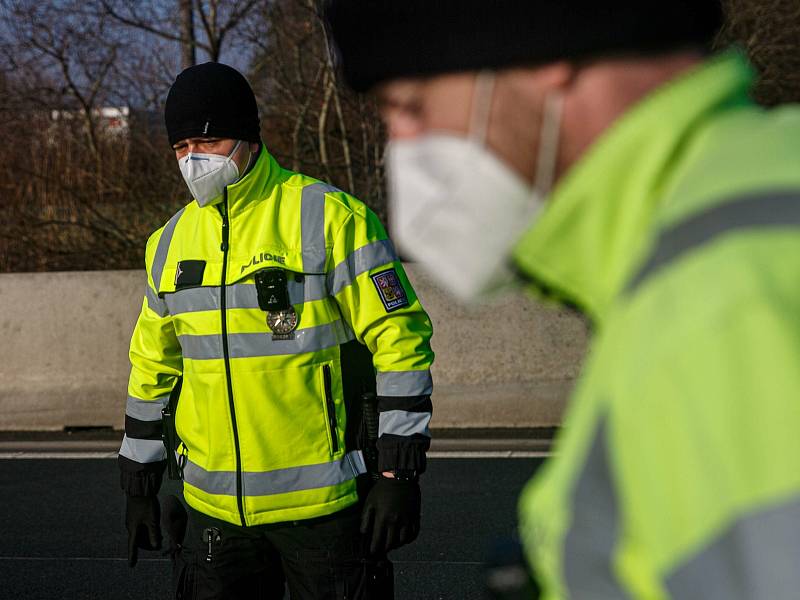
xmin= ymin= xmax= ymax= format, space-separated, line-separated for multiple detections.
xmin=219 ymin=193 xmax=246 ymax=527
xmin=322 ymin=364 xmax=339 ymax=454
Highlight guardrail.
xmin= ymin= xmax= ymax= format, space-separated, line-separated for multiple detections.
xmin=0 ymin=267 xmax=587 ymax=430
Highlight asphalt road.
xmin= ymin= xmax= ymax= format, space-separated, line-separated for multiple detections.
xmin=0 ymin=456 xmax=545 ymax=600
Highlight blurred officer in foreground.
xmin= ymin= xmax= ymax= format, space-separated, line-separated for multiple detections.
xmin=327 ymin=1 xmax=800 ymax=597
xmin=118 ymin=62 xmax=433 ymax=598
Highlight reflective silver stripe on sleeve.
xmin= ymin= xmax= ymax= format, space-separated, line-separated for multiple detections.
xmin=628 ymin=191 xmax=800 ymax=293
xmin=144 ymin=284 xmax=169 ymax=318
xmin=165 ymin=278 xmax=329 ymax=315
xmin=183 ymin=450 xmax=366 ymax=497
xmin=376 ymin=370 xmax=433 ymax=397
xmin=125 ymin=395 xmax=170 ymax=422
xmin=327 ymin=239 xmax=399 ymax=296
xmin=150 ymin=206 xmax=186 ymax=292
xmin=178 ymin=320 xmax=354 ymax=360
xmin=378 ymin=410 xmax=431 ymax=438
xmin=119 ymin=435 xmax=167 ymax=464
xmin=563 ymin=418 xmax=629 ymax=599
xmin=665 ymin=496 xmax=800 ymax=600
xmin=301 ymin=182 xmax=338 ymax=274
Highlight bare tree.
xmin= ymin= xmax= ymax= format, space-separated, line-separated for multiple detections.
xmin=719 ymin=0 xmax=800 ymax=106
xmin=179 ymin=0 xmax=196 ymax=69
xmin=247 ymin=0 xmax=387 ymax=220
xmin=96 ymin=0 xmax=260 ymax=63
xmin=0 ymin=0 xmax=184 ymax=272
xmin=0 ymin=0 xmax=268 ymax=272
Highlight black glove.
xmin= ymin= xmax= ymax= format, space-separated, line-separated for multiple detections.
xmin=360 ymin=476 xmax=421 ymax=555
xmin=160 ymin=495 xmax=188 ymax=560
xmin=125 ymin=495 xmax=162 ymax=567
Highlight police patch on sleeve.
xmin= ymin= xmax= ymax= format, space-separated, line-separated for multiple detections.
xmin=371 ymin=269 xmax=409 ymax=312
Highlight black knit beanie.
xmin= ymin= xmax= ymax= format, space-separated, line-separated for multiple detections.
xmin=164 ymin=62 xmax=261 ymax=146
xmin=324 ymin=1 xmax=724 ymax=93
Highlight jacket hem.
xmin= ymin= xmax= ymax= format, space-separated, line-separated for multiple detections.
xmin=183 ymin=487 xmax=360 ymax=527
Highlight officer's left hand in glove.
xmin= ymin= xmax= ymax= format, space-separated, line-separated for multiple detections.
xmin=360 ymin=476 xmax=421 ymax=555
xmin=125 ymin=495 xmax=162 ymax=567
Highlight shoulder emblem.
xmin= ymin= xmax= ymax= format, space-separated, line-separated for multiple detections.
xmin=371 ymin=268 xmax=409 ymax=312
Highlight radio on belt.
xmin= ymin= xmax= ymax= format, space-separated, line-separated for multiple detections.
xmin=255 ymin=267 xmax=298 ymax=340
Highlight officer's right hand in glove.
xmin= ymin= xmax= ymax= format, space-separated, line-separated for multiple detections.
xmin=360 ymin=476 xmax=421 ymax=555
xmin=125 ymin=495 xmax=162 ymax=567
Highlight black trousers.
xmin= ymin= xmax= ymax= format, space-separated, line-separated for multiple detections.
xmin=173 ymin=504 xmax=393 ymax=600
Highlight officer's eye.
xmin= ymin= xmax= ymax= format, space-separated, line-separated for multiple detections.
xmin=195 ymin=139 xmax=220 ymax=151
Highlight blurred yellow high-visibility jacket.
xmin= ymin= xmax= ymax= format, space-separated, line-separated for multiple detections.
xmin=118 ymin=146 xmax=434 ymax=527
xmin=516 ymin=51 xmax=800 ymax=598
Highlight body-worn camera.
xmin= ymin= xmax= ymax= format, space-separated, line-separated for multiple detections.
xmin=255 ymin=267 xmax=298 ymax=339
xmin=254 ymin=267 xmax=292 ymax=312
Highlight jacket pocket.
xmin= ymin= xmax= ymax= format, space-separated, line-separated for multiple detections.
xmin=322 ymin=364 xmax=340 ymax=455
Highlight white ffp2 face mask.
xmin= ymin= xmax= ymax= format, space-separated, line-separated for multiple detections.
xmin=178 ymin=140 xmax=244 ymax=207
xmin=386 ymin=72 xmax=563 ymax=303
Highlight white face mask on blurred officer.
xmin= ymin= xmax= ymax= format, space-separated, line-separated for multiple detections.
xmin=384 ymin=72 xmax=563 ymax=304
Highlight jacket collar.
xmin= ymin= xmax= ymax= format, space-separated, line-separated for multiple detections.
xmin=511 ymin=51 xmax=753 ymax=325
xmin=199 ymin=143 xmax=283 ymax=215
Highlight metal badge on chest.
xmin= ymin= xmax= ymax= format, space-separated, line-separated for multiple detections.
xmin=255 ymin=268 xmax=298 ymax=340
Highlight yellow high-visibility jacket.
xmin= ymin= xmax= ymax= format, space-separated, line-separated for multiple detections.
xmin=119 ymin=146 xmax=434 ymax=527
xmin=516 ymin=51 xmax=800 ymax=598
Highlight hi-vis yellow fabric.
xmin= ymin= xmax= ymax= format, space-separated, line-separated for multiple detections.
xmin=516 ymin=51 xmax=800 ymax=598
xmin=120 ymin=146 xmax=434 ymax=526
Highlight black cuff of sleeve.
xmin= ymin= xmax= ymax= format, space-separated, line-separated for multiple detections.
xmin=377 ymin=395 xmax=432 ymax=413
xmin=119 ymin=455 xmax=166 ymax=496
xmin=377 ymin=433 xmax=430 ymax=474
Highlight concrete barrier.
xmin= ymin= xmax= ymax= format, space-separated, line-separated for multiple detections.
xmin=0 ymin=267 xmax=588 ymax=430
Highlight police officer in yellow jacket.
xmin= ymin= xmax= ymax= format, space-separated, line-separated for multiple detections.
xmin=327 ymin=1 xmax=800 ymax=598
xmin=119 ymin=62 xmax=434 ymax=599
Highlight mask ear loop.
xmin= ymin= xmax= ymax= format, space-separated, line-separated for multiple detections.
xmin=506 ymin=92 xmax=564 ymax=284
xmin=533 ymin=93 xmax=564 ymax=196
xmin=469 ymin=71 xmax=496 ymax=146
xmin=241 ymin=146 xmax=255 ymax=177
xmin=227 ymin=139 xmax=243 ymax=164
xmin=228 ymin=140 xmax=248 ymax=182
